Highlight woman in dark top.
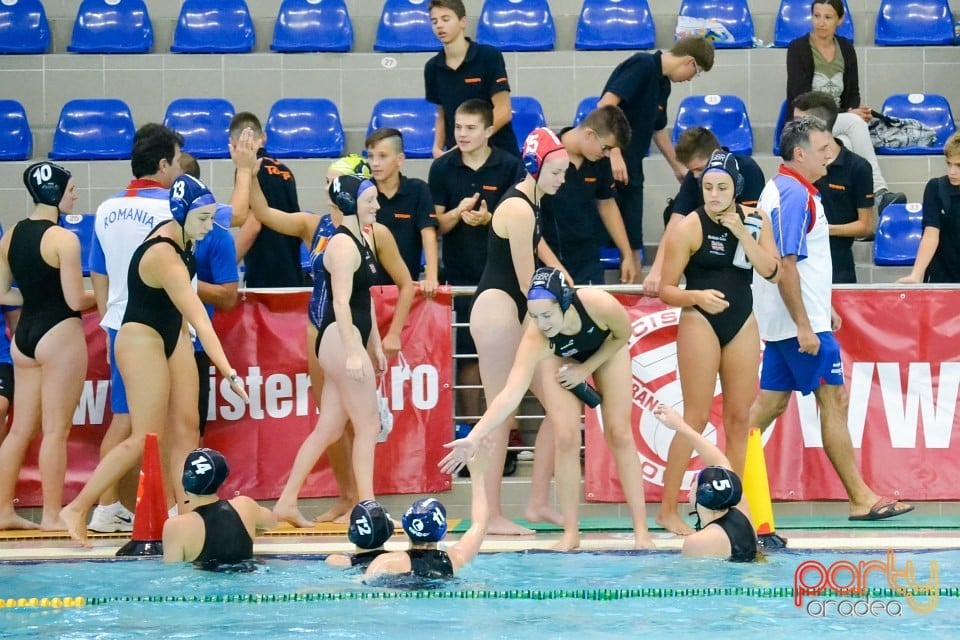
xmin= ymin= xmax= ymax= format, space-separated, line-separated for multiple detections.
xmin=469 ymin=127 xmax=569 ymax=537
xmin=785 ymin=0 xmax=901 ymax=207
xmin=61 ymin=175 xmax=247 ymax=548
xmin=163 ymin=448 xmax=277 ymax=570
xmin=266 ymin=173 xmax=389 ymax=529
xmin=444 ymin=267 xmax=654 ymax=551
xmin=657 ymin=151 xmax=779 ymax=536
xmin=0 ymin=162 xmax=94 ymax=531
xmin=654 ymin=404 xmax=758 ymax=563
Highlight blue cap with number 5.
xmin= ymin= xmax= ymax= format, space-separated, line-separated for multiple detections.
xmin=182 ymin=448 xmax=230 ymax=495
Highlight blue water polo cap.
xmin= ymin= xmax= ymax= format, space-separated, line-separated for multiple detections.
xmin=182 ymin=448 xmax=230 ymax=495
xmin=402 ymin=498 xmax=447 ymax=542
xmin=348 ymin=500 xmax=394 ymax=549
xmin=169 ymin=174 xmax=216 ymax=225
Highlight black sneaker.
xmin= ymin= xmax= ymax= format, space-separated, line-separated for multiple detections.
xmin=877 ymin=189 xmax=907 ymax=214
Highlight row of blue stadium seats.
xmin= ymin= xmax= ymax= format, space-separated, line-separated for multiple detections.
xmin=2 ymin=0 xmax=958 ymax=55
xmin=1 ymin=92 xmax=955 ymax=163
xmin=55 ymin=200 xmax=928 ymax=278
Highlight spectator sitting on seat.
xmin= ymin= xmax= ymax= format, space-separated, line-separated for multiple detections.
xmin=793 ymin=92 xmax=874 ymax=284
xmin=785 ymin=0 xmax=905 ymax=212
xmin=898 ymin=131 xmax=960 ymax=284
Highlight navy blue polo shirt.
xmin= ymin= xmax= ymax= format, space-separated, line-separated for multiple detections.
xmin=424 ymin=39 xmax=520 ymax=157
xmin=669 ymin=151 xmax=766 ymax=226
xmin=429 ymin=146 xmax=524 ymax=283
xmin=374 ymin=175 xmax=437 ymax=282
xmin=601 ymin=51 xmax=670 ymax=179
xmin=921 ymin=176 xmax=960 ymax=283
xmin=540 ymin=129 xmax=616 ymax=280
xmin=815 ymin=144 xmax=873 ymax=284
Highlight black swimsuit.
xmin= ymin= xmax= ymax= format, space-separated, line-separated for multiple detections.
xmin=7 ymin=219 xmax=81 ymax=359
xmin=351 ymin=549 xmax=387 ymax=568
xmin=684 ymin=206 xmax=754 ymax=347
xmin=547 ymin=293 xmax=611 ymax=363
xmin=710 ymin=507 xmax=758 ymax=563
xmin=406 ymin=548 xmax=454 ymax=579
xmin=474 ymin=186 xmax=541 ymax=324
xmin=193 ymin=500 xmax=255 ymax=571
xmin=317 ymin=225 xmax=378 ymax=353
xmin=122 ymin=225 xmax=196 ymax=358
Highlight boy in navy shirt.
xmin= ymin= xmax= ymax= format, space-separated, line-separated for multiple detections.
xmin=425 ymin=0 xmax=519 ymax=158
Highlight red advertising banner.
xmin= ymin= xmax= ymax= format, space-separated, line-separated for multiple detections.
xmin=585 ymin=289 xmax=960 ymax=502
xmin=13 ymin=287 xmax=453 ymax=507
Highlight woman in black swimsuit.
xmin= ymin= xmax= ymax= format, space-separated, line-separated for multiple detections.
xmin=469 ymin=128 xmax=569 ymax=537
xmin=61 ymin=175 xmax=248 ymax=547
xmin=269 ymin=174 xmax=387 ymax=529
xmin=443 ymin=267 xmax=654 ymax=551
xmin=653 ymin=403 xmax=758 ymax=562
xmin=657 ymin=150 xmax=780 ymax=536
xmin=0 ymin=162 xmax=94 ymax=531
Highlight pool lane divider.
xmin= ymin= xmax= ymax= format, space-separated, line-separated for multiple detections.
xmin=3 ymin=588 xmax=958 ymax=609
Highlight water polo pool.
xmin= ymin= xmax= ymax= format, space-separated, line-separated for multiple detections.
xmin=0 ymin=549 xmax=955 ymax=639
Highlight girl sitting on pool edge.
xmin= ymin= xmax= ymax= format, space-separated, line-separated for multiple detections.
xmin=654 ymin=404 xmax=759 ymax=562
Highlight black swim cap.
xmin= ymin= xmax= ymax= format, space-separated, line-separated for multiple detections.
xmin=348 ymin=500 xmax=393 ymax=549
xmin=695 ymin=466 xmax=742 ymax=510
xmin=328 ymin=174 xmax=375 ymax=216
xmin=182 ymin=448 xmax=230 ymax=495
xmin=23 ymin=161 xmax=72 ymax=207
xmin=527 ymin=267 xmax=573 ymax=313
xmin=699 ymin=149 xmax=743 ymax=197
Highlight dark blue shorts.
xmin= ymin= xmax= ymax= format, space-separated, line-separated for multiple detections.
xmin=760 ymin=332 xmax=844 ymax=395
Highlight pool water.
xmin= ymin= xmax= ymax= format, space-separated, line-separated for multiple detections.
xmin=0 ymin=549 xmax=955 ymax=639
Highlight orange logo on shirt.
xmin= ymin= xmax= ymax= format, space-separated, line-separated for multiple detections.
xmin=393 ymin=213 xmax=412 ymax=219
xmin=584 ymin=177 xmax=597 ymax=183
xmin=828 ymin=183 xmax=846 ymax=191
xmin=464 ymin=77 xmax=482 ymax=84
xmin=264 ymin=165 xmax=293 ymax=181
xmin=482 ymin=185 xmax=498 ymax=191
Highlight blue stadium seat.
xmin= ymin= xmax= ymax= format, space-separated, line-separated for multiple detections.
xmin=873 ymin=203 xmax=923 ymax=266
xmin=677 ymin=0 xmax=755 ymax=49
xmin=366 ymin=98 xmax=437 ymax=159
xmin=875 ymin=0 xmax=954 ymax=46
xmin=672 ymin=95 xmax=753 ymax=154
xmin=49 ymin=99 xmax=135 ymax=161
xmin=477 ymin=0 xmax=555 ymax=51
xmin=163 ymin=98 xmax=235 ymax=160
xmin=271 ymin=0 xmax=353 ymax=52
xmin=773 ymin=0 xmax=852 ymax=47
xmin=265 ymin=98 xmax=345 ymax=158
xmin=59 ymin=214 xmax=95 ymax=276
xmin=575 ymin=0 xmax=655 ymax=51
xmin=875 ymin=94 xmax=957 ymax=156
xmin=0 ymin=100 xmax=32 ymax=161
xmin=772 ymin=99 xmax=788 ymax=155
xmin=511 ymin=96 xmax=547 ymax=153
xmin=67 ymin=0 xmax=154 ymax=54
xmin=374 ymin=0 xmax=436 ymax=53
xmin=599 ymin=246 xmax=621 ymax=270
xmin=0 ymin=0 xmax=50 ymax=54
xmin=573 ymin=96 xmax=600 ymax=126
xmin=170 ymin=0 xmax=254 ymax=53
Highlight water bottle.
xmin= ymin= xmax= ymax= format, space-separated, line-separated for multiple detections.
xmin=732 ymin=213 xmax=763 ymax=270
xmin=570 ymin=381 xmax=603 ymax=408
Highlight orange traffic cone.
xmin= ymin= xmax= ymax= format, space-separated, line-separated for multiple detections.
xmin=116 ymin=433 xmax=168 ymax=556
